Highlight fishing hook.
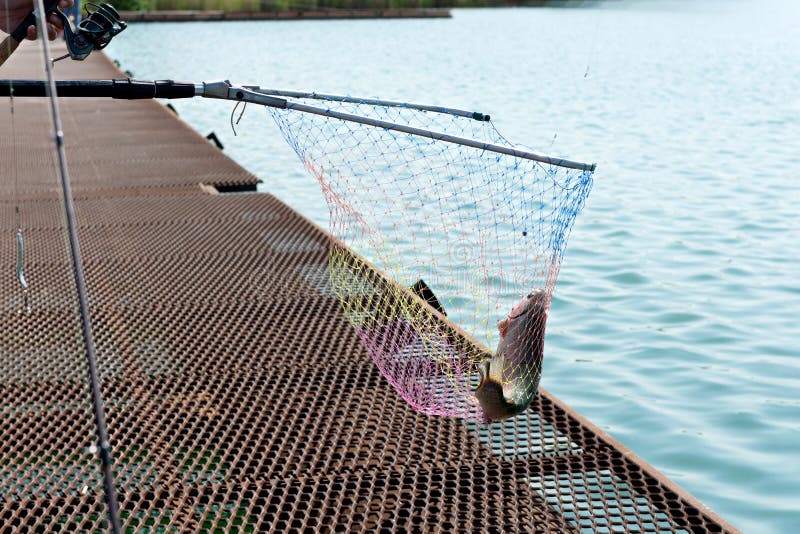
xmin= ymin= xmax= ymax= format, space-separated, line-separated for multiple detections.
xmin=15 ymin=210 xmax=28 ymax=292
xmin=15 ymin=231 xmax=30 ymax=315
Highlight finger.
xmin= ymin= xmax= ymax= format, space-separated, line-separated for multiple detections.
xmin=26 ymin=25 xmax=37 ymax=41
xmin=48 ymin=13 xmax=64 ymax=31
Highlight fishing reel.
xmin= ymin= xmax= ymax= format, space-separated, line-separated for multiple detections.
xmin=55 ymin=2 xmax=127 ymax=61
xmin=10 ymin=1 xmax=126 ymax=62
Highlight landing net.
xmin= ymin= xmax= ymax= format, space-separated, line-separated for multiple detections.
xmin=267 ymin=97 xmax=594 ymax=422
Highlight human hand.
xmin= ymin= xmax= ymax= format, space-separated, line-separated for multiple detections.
xmin=1 ymin=0 xmax=75 ymax=41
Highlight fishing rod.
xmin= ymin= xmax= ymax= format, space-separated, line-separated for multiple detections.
xmin=0 ymin=78 xmax=596 ymax=172
xmin=0 ymin=1 xmax=125 ymax=66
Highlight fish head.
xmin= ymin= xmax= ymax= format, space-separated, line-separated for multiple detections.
xmin=474 ymin=289 xmax=548 ymax=422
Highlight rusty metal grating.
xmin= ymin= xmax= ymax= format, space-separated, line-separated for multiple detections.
xmin=0 ymin=43 xmax=738 ymax=533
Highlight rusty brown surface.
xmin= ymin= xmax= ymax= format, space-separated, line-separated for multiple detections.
xmin=0 ymin=43 xmax=738 ymax=532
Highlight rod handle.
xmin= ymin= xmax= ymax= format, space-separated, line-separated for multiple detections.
xmin=0 ymin=78 xmax=198 ymax=98
xmin=1 ymin=0 xmax=57 ymax=67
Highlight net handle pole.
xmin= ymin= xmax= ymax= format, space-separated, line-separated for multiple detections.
xmin=200 ymin=81 xmax=596 ymax=172
xmin=242 ymin=86 xmax=491 ymax=121
xmin=287 ymin=99 xmax=596 ymax=171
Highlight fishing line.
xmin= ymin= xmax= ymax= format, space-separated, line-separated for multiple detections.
xmin=12 ymin=93 xmax=32 ymax=317
xmin=3 ymin=0 xmax=28 ymax=315
xmin=230 ymin=100 xmax=247 ymax=136
xmin=583 ymin=5 xmax=602 ymax=80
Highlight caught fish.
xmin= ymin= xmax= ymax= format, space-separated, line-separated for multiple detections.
xmin=474 ymin=289 xmax=549 ymax=422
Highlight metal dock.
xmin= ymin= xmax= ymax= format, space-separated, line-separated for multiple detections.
xmin=0 ymin=44 xmax=738 ymax=532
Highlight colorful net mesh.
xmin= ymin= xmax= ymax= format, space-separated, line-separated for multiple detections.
xmin=267 ymin=99 xmax=594 ymax=422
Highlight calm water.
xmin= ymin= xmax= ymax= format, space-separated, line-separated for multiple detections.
xmin=107 ymin=2 xmax=799 ymax=531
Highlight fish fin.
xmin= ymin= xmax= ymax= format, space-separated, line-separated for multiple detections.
xmin=477 ymin=359 xmax=490 ymax=387
xmin=498 ymin=318 xmax=509 ymax=338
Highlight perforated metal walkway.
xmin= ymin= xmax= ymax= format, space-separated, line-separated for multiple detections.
xmin=0 ymin=43 xmax=739 ymax=533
